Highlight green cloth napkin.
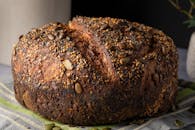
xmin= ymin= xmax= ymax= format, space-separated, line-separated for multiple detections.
xmin=0 ymin=80 xmax=195 ymax=130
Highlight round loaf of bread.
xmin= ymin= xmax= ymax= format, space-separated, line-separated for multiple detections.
xmin=12 ymin=16 xmax=178 ymax=125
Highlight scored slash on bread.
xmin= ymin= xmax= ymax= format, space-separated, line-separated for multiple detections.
xmin=69 ymin=17 xmax=118 ymax=82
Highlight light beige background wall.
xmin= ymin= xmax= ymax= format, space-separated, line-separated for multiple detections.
xmin=0 ymin=0 xmax=71 ymax=65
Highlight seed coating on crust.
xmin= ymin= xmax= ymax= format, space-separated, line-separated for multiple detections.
xmin=12 ymin=16 xmax=178 ymax=126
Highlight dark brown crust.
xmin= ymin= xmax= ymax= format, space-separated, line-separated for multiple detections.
xmin=12 ymin=17 xmax=178 ymax=125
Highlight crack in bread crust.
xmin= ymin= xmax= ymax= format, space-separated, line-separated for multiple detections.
xmin=69 ymin=21 xmax=118 ymax=82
